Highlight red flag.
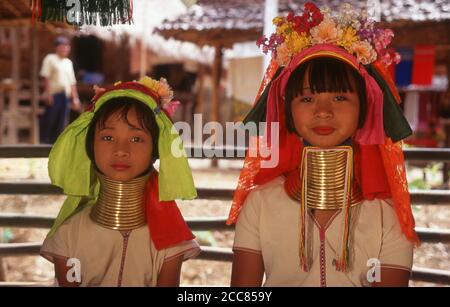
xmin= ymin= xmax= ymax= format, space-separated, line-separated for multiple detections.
xmin=411 ymin=45 xmax=435 ymax=86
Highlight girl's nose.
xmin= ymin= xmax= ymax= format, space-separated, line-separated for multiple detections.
xmin=113 ymin=141 xmax=130 ymax=158
xmin=314 ymin=99 xmax=333 ymax=119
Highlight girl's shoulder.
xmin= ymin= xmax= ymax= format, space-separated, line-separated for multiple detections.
xmin=243 ymin=176 xmax=291 ymax=211
xmin=57 ymin=205 xmax=94 ymax=230
xmin=252 ymin=176 xmax=285 ymax=194
xmin=359 ymin=198 xmax=394 ymax=213
xmin=357 ymin=198 xmax=404 ymax=231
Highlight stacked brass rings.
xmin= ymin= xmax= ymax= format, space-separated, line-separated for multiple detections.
xmin=90 ymin=173 xmax=149 ymax=230
xmin=285 ymin=147 xmax=362 ymax=210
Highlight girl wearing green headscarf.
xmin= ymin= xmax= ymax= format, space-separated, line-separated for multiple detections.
xmin=41 ymin=77 xmax=199 ymax=286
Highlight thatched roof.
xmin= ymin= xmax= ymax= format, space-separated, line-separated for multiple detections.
xmin=155 ymin=0 xmax=450 ymax=47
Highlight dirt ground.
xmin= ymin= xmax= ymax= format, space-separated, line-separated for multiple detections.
xmin=0 ymin=158 xmax=449 ymax=286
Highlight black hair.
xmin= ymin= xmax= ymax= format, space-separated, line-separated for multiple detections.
xmin=85 ymin=97 xmax=159 ymax=169
xmin=284 ymin=57 xmax=367 ymax=134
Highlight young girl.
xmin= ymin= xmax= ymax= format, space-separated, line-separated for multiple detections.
xmin=41 ymin=77 xmax=200 ymax=286
xmin=228 ymin=3 xmax=418 ymax=287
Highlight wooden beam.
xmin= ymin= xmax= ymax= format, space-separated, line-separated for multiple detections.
xmin=17 ymin=0 xmax=32 ymax=12
xmin=1 ymin=1 xmax=23 ymax=18
xmin=0 ymin=18 xmax=30 ymax=27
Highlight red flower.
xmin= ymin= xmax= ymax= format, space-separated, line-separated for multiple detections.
xmin=304 ymin=2 xmax=319 ymax=12
xmin=293 ymin=15 xmax=310 ymax=33
xmin=286 ymin=11 xmax=294 ymax=22
xmin=256 ymin=36 xmax=267 ymax=48
xmin=303 ymin=2 xmax=323 ymax=27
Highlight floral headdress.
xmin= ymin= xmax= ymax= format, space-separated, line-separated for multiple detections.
xmin=91 ymin=76 xmax=180 ymax=116
xmin=258 ymin=3 xmax=400 ymax=67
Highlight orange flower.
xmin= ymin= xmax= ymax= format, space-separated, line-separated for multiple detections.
xmin=157 ymin=78 xmax=174 ymax=104
xmin=275 ymin=43 xmax=291 ymax=66
xmin=310 ymin=18 xmax=341 ymax=44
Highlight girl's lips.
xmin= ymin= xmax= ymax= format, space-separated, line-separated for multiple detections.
xmin=111 ymin=164 xmax=130 ymax=171
xmin=312 ymin=126 xmax=335 ymax=135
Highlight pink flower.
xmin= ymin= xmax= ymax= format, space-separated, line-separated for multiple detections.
xmin=162 ymin=100 xmax=180 ymax=117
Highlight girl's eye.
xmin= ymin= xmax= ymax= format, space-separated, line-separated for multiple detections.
xmin=334 ymin=95 xmax=347 ymax=101
xmin=101 ymin=136 xmax=113 ymax=141
xmin=131 ymin=136 xmax=144 ymax=143
xmin=299 ymin=97 xmax=313 ymax=103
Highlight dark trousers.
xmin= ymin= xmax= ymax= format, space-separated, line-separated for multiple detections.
xmin=39 ymin=92 xmax=70 ymax=144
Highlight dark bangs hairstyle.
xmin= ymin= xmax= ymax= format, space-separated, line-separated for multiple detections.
xmin=86 ymin=97 xmax=159 ymax=166
xmin=284 ymin=57 xmax=367 ymax=134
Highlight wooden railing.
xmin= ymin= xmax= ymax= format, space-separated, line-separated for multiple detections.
xmin=0 ymin=145 xmax=450 ymax=285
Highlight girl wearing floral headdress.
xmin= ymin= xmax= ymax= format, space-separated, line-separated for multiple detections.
xmin=41 ymin=77 xmax=200 ymax=286
xmin=229 ymin=3 xmax=418 ymax=287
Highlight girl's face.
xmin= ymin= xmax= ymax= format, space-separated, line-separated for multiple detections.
xmin=94 ymin=107 xmax=153 ymax=181
xmin=291 ymin=76 xmax=360 ymax=147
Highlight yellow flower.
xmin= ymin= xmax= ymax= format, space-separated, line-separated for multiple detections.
xmin=351 ymin=41 xmax=377 ymax=65
xmin=139 ymin=76 xmax=160 ymax=92
xmin=338 ymin=27 xmax=358 ymax=51
xmin=276 ymin=22 xmax=292 ymax=36
xmin=310 ymin=18 xmax=341 ymax=44
xmin=285 ymin=31 xmax=310 ymax=55
xmin=272 ymin=16 xmax=284 ymax=26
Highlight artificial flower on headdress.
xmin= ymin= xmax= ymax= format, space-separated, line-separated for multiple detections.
xmin=257 ymin=2 xmax=401 ymax=67
xmin=138 ymin=76 xmax=174 ymax=104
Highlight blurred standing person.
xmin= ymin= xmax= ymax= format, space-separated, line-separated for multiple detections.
xmin=40 ymin=36 xmax=80 ymax=144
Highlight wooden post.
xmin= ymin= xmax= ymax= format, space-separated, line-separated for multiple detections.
xmin=0 ymin=254 xmax=5 ymax=281
xmin=195 ymin=65 xmax=205 ymax=116
xmin=443 ymin=118 xmax=450 ymax=185
xmin=7 ymin=27 xmax=20 ymax=144
xmin=211 ymin=45 xmax=223 ymax=124
xmin=443 ymin=64 xmax=450 ymax=185
xmin=0 ymin=84 xmax=4 ymax=144
xmin=139 ymin=38 xmax=147 ymax=78
xmin=30 ymin=26 xmax=39 ymax=144
xmin=210 ymin=45 xmax=223 ymax=167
